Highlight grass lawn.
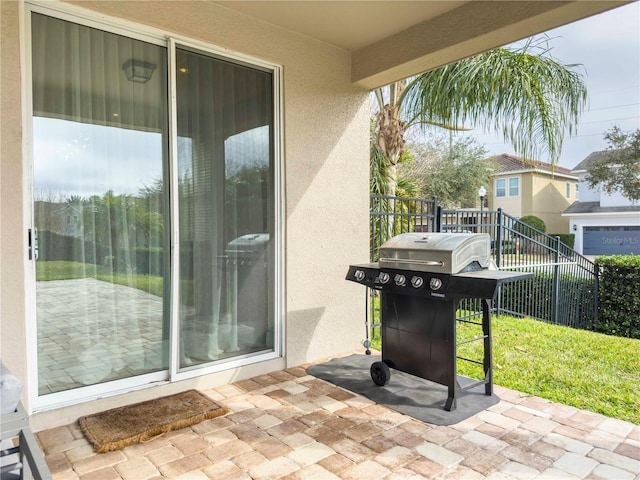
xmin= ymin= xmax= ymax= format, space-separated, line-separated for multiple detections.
xmin=36 ymin=260 xmax=164 ymax=297
xmin=371 ymin=315 xmax=640 ymax=424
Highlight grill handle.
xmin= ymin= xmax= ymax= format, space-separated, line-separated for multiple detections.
xmin=379 ymin=257 xmax=444 ymax=267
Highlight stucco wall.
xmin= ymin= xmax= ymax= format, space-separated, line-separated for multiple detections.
xmin=577 ymin=174 xmax=600 ymax=203
xmin=529 ymin=175 xmax=573 ymax=234
xmin=1 ymin=0 xmax=369 ymax=426
xmin=577 ymin=172 xmax=637 ymax=207
xmin=491 ymin=172 xmax=574 ymax=233
xmin=491 ymin=174 xmax=522 ymax=217
xmin=1 ymin=0 xmax=29 ymax=395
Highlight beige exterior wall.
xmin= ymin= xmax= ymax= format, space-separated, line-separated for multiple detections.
xmin=522 ymin=174 xmax=533 ymax=220
xmin=1 ymin=0 xmax=369 ymax=429
xmin=490 ymin=174 xmax=522 ymax=217
xmin=1 ymin=0 xmax=29 ymax=403
xmin=528 ymin=174 xmax=575 ymax=234
xmin=489 ymin=171 xmax=576 ymax=234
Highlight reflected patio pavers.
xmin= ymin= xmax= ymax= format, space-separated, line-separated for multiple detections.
xmin=37 ymin=278 xmax=165 ymax=394
xmin=36 ymin=357 xmax=640 ymax=479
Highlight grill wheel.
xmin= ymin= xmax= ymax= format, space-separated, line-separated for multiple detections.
xmin=370 ymin=361 xmax=390 ymax=386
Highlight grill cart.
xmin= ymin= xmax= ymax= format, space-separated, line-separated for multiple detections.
xmin=346 ymin=232 xmax=531 ymax=411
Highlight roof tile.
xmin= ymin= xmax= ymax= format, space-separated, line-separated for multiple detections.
xmin=489 ymin=154 xmax=574 ymax=176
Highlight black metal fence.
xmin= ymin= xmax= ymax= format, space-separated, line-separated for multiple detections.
xmin=368 ymin=195 xmax=599 ymax=341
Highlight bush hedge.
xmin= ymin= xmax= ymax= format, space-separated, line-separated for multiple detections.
xmin=38 ymin=230 xmax=109 ymax=265
xmin=595 ymin=255 xmax=640 ymax=339
xmin=551 ymin=233 xmax=575 ymax=249
xmin=134 ymin=247 xmax=164 ymax=276
xmin=38 ymin=231 xmax=165 ymax=276
xmin=516 ymin=215 xmax=546 ymax=233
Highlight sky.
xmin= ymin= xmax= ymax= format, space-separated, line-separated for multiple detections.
xmin=34 ymin=117 xmax=268 ymax=199
xmin=457 ymin=2 xmax=640 ymax=170
xmin=33 ymin=118 xmax=165 ymax=199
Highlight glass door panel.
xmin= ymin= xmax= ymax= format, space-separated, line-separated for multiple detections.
xmin=31 ymin=13 xmax=170 ymax=394
xmin=175 ymin=48 xmax=275 ymax=367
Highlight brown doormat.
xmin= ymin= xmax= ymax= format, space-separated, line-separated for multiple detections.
xmin=78 ymin=390 xmax=228 ymax=453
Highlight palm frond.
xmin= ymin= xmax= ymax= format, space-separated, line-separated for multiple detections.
xmin=401 ymin=40 xmax=587 ymax=164
xmin=395 ymin=175 xmax=420 ymax=198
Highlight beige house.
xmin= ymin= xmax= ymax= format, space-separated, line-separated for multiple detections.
xmin=487 ymin=154 xmax=579 ymax=234
xmin=1 ymin=1 xmax=628 ymax=432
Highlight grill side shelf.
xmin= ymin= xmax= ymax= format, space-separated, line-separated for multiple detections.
xmin=452 ymin=270 xmax=533 ymax=283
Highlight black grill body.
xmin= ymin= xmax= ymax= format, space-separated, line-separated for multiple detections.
xmin=346 ymin=259 xmax=530 ymax=411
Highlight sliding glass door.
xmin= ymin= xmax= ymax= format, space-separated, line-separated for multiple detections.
xmin=176 ymin=49 xmax=275 ymax=367
xmin=32 ymin=13 xmax=170 ymax=395
xmin=30 ymin=10 xmax=278 ymax=400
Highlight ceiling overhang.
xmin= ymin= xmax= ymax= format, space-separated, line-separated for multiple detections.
xmin=215 ymin=1 xmax=632 ymax=90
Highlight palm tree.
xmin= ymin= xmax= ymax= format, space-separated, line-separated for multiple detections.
xmin=371 ymin=37 xmax=587 ymax=196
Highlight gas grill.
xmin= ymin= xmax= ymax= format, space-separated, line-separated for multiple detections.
xmin=346 ymin=232 xmax=530 ymax=411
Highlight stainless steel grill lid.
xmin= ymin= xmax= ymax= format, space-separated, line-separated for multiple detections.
xmin=378 ymin=232 xmax=490 ymax=274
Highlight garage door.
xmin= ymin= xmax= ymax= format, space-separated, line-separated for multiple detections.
xmin=583 ymin=226 xmax=640 ymax=255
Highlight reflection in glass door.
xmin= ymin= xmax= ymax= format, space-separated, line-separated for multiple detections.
xmin=176 ymin=48 xmax=276 ymax=367
xmin=31 ymin=14 xmax=170 ymax=394
xmin=30 ymin=10 xmax=279 ymax=400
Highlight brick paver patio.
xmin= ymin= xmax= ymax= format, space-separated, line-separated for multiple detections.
xmin=37 ymin=279 xmax=166 ymax=395
xmin=36 ymin=358 xmax=640 ymax=479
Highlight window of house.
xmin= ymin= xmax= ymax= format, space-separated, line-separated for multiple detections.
xmin=508 ymin=177 xmax=519 ymax=196
xmin=495 ymin=178 xmax=506 ymax=197
xmin=30 ymin=9 xmax=282 ymax=403
xmin=566 ymin=182 xmax=571 ymax=198
xmin=575 ymin=183 xmax=579 ymax=200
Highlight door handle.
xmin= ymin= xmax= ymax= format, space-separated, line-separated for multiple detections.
xmin=28 ymin=228 xmax=38 ymax=260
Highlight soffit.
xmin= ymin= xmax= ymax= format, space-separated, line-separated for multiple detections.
xmin=213 ymin=1 xmax=632 ymax=89
xmin=214 ymin=1 xmax=467 ymax=51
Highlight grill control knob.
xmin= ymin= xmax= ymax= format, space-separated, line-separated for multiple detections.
xmin=429 ymin=277 xmax=443 ymax=291
xmin=411 ymin=276 xmax=424 ymax=288
xmin=354 ymin=270 xmax=365 ymax=282
xmin=394 ymin=274 xmax=406 ymax=286
xmin=378 ymin=272 xmax=390 ymax=284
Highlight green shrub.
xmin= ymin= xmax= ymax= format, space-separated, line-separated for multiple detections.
xmin=37 ymin=230 xmax=109 ymax=265
xmin=516 ymin=215 xmax=546 ymax=233
xmin=134 ymin=247 xmax=165 ymax=276
xmin=552 ymin=233 xmax=575 ymax=249
xmin=38 ymin=231 xmax=167 ymax=276
xmin=500 ymin=240 xmax=516 ymax=254
xmin=595 ymin=255 xmax=640 ymax=339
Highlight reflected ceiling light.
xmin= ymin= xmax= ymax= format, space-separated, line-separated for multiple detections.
xmin=178 ymin=67 xmax=190 ymax=74
xmin=122 ymin=59 xmax=157 ymax=83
